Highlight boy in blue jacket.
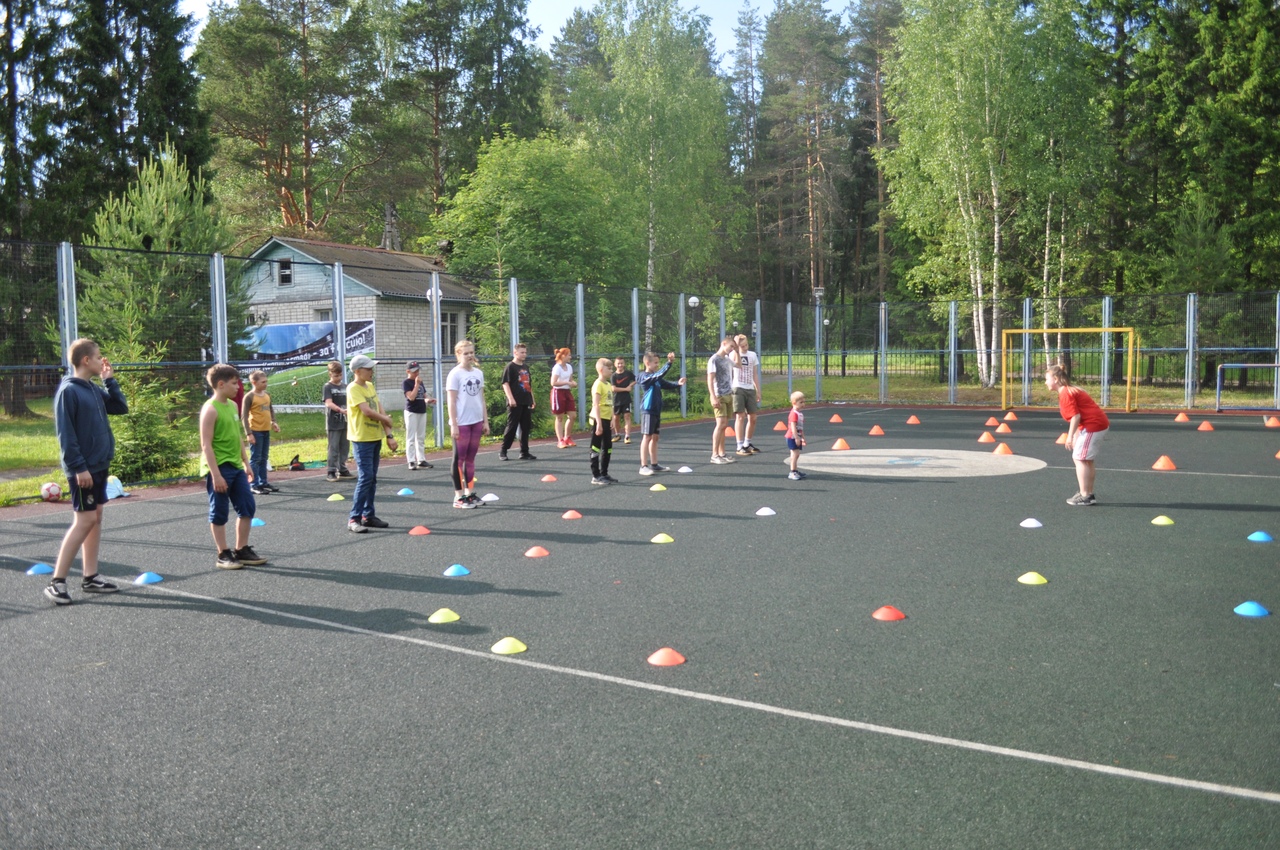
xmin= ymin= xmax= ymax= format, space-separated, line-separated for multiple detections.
xmin=45 ymin=338 xmax=129 ymax=605
xmin=636 ymin=351 xmax=685 ymax=475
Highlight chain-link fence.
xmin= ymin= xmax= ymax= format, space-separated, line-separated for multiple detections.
xmin=3 ymin=240 xmax=1277 ymax=418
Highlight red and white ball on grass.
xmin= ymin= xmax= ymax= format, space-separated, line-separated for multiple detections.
xmin=40 ymin=481 xmax=63 ymax=502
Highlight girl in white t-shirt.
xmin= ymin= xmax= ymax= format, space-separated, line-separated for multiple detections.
xmin=550 ymin=347 xmax=578 ymax=448
xmin=446 ymin=340 xmax=489 ymax=508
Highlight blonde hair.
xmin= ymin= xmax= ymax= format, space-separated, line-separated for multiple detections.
xmin=595 ymin=357 xmax=612 ymax=372
xmin=790 ymin=391 xmax=805 ymax=404
xmin=454 ymin=339 xmax=475 ymax=355
xmin=1046 ymin=363 xmax=1070 ymax=386
xmin=68 ymin=338 xmax=99 ymax=367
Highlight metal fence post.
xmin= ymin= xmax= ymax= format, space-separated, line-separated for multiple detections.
xmin=208 ymin=253 xmax=226 ymax=366
xmin=878 ymin=301 xmax=888 ymax=403
xmin=509 ymin=278 xmax=520 ymax=350
xmin=332 ymin=262 xmax=347 ymax=373
xmin=631 ymin=287 xmax=641 ymax=411
xmin=1274 ymin=293 xmax=1280 ymax=411
xmin=1021 ymin=298 xmax=1032 ymax=406
xmin=948 ymin=301 xmax=958 ymax=404
xmin=56 ymin=242 xmax=78 ymax=372
xmin=679 ymin=292 xmax=688 ymax=418
xmin=719 ymin=296 xmax=726 ymax=341
xmin=431 ymin=272 xmax=444 ymax=446
xmin=1184 ymin=293 xmax=1198 ymax=409
xmin=754 ymin=299 xmax=762 ymax=361
xmin=576 ymin=283 xmax=587 ymax=428
xmin=814 ymin=290 xmax=823 ymax=401
xmin=786 ymin=302 xmax=793 ymax=398
xmin=1101 ymin=295 xmax=1113 ymax=407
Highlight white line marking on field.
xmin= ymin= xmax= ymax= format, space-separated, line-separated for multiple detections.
xmin=1048 ymin=465 xmax=1280 ymax=480
xmin=145 ymin=583 xmax=1280 ymax=806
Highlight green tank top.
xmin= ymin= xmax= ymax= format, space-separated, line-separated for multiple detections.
xmin=199 ymin=398 xmax=244 ymax=476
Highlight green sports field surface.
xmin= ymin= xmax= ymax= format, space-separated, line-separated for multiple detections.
xmin=2 ymin=407 xmax=1277 ymax=848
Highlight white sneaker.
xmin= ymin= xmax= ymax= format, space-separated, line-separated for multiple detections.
xmin=710 ymin=455 xmax=727 ymax=464
xmin=638 ymin=466 xmax=653 ymax=476
xmin=718 ymin=454 xmax=735 ymax=463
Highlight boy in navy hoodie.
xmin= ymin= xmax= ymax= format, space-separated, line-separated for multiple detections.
xmin=45 ymin=338 xmax=129 ymax=605
xmin=636 ymin=351 xmax=685 ymax=475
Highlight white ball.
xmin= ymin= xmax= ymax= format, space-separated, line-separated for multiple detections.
xmin=40 ymin=481 xmax=63 ymax=502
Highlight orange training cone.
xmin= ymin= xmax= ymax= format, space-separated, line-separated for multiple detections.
xmin=978 ymin=432 xmax=995 ymax=443
xmin=773 ymin=421 xmax=788 ymax=431
xmin=872 ymin=605 xmax=906 ymax=621
xmin=906 ymin=415 xmax=921 ymax=425
xmin=1152 ymin=455 xmax=1177 ymax=470
xmin=1265 ymin=416 xmax=1280 ymax=428
xmin=1197 ymin=421 xmax=1214 ymax=432
xmin=993 ymin=442 xmax=1014 ymax=455
xmin=647 ymin=647 xmax=686 ymax=666
xmin=1174 ymin=412 xmax=1190 ymax=422
xmin=1055 ymin=432 xmax=1068 ymax=445
xmin=985 ymin=417 xmax=1000 ymax=427
xmin=1004 ymin=411 xmax=1018 ymax=421
xmin=409 ymin=526 xmax=431 ymax=536
xmin=725 ymin=426 xmax=736 ymax=437
xmin=541 ymin=474 xmax=557 ymax=482
xmin=868 ymin=425 xmax=885 ymax=436
xmin=830 ymin=414 xmax=843 ymax=423
xmin=832 ymin=438 xmax=851 ymax=450
xmin=1275 ymin=449 xmax=1280 ymax=459
xmin=561 ymin=509 xmax=582 ymax=520
xmin=525 ymin=546 xmax=550 ymax=558
xmin=995 ymin=422 xmax=1012 ymax=434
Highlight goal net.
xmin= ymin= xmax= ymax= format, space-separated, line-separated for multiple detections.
xmin=1001 ymin=327 xmax=1139 ymax=411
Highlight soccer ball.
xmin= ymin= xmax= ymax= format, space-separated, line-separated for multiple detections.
xmin=40 ymin=481 xmax=63 ymax=502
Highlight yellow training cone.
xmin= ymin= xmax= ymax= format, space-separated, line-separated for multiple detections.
xmin=491 ymin=637 xmax=527 ymax=655
xmin=1151 ymin=515 xmax=1175 ymax=526
xmin=1017 ymin=571 xmax=1048 ymax=585
xmin=651 ymin=533 xmax=674 ymax=544
xmin=428 ymin=608 xmax=460 ymax=624
xmin=327 ymin=493 xmax=345 ymax=501
xmin=649 ymin=483 xmax=667 ymax=491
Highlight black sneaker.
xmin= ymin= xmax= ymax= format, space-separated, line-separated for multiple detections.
xmin=466 ymin=494 xmax=484 ymax=507
xmin=453 ymin=497 xmax=474 ymax=509
xmin=361 ymin=515 xmax=390 ymax=529
xmin=265 ymin=484 xmax=280 ymax=493
xmin=234 ymin=546 xmax=267 ymax=566
xmin=519 ymin=453 xmax=538 ymax=460
xmin=216 ymin=549 xmax=243 ymax=569
xmin=1065 ymin=493 xmax=1094 ymax=506
xmin=499 ymin=453 xmax=509 ymax=461
xmin=418 ymin=461 xmax=433 ymax=469
xmin=326 ymin=472 xmax=338 ymax=482
xmin=44 ymin=580 xmax=72 ymax=606
xmin=250 ymin=485 xmax=268 ymax=495
xmin=747 ymin=444 xmax=761 ymax=454
xmin=604 ymin=475 xmax=620 ymax=483
xmin=408 ymin=461 xmax=418 ymax=470
xmin=81 ymin=574 xmax=118 ymax=593
xmin=650 ymin=463 xmax=669 ymax=473
xmin=591 ymin=476 xmax=607 ymax=485
xmin=337 ymin=468 xmax=354 ymax=478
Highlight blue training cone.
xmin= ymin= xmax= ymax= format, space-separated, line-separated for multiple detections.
xmin=397 ymin=488 xmax=414 ymax=496
xmin=443 ymin=564 xmax=470 ymax=577
xmin=134 ymin=572 xmax=163 ymax=585
xmin=1233 ymin=601 xmax=1269 ymax=617
xmin=251 ymin=517 xmax=266 ymax=527
xmin=1246 ymin=531 xmax=1272 ymax=542
xmin=26 ymin=562 xmax=54 ymax=575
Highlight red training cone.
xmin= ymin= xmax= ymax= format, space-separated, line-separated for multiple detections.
xmin=872 ymin=605 xmax=906 ymax=621
xmin=647 ymin=647 xmax=686 ymax=666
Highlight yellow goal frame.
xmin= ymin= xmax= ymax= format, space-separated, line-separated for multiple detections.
xmin=1001 ymin=327 xmax=1139 ymax=411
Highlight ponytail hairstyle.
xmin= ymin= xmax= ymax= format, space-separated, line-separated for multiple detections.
xmin=1046 ymin=363 xmax=1071 ymax=386
xmin=555 ymin=347 xmax=571 ymax=363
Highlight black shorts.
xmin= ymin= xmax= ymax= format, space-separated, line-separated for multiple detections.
xmin=640 ymin=412 xmax=660 ymax=435
xmin=67 ymin=469 xmax=109 ymax=512
xmin=613 ymin=394 xmax=632 ymax=415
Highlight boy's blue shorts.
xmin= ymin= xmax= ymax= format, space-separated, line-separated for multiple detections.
xmin=206 ymin=464 xmax=256 ymax=525
xmin=787 ymin=438 xmax=802 ymax=451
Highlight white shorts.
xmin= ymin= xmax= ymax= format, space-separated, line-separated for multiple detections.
xmin=1072 ymin=427 xmax=1107 ymax=461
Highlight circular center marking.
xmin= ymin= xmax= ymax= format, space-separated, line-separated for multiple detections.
xmin=799 ymin=448 xmax=1046 ymax=478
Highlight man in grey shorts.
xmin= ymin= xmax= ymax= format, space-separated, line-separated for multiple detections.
xmin=706 ymin=335 xmax=739 ymax=463
xmin=732 ymin=334 xmax=762 ymax=455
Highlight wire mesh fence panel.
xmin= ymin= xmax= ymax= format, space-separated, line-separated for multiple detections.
xmin=884 ymin=300 xmax=950 ymax=403
xmin=1111 ymin=293 xmax=1189 ymax=403
xmin=0 ymin=241 xmax=61 ymax=415
xmin=949 ymin=298 xmax=1023 ymax=405
xmin=75 ymin=246 xmax=215 ymax=365
xmin=582 ymin=282 xmax=635 ymax=363
xmin=818 ymin=297 xmax=880 ymax=401
xmin=757 ymin=299 xmax=792 ymax=378
xmin=1197 ymin=292 xmax=1278 ymax=406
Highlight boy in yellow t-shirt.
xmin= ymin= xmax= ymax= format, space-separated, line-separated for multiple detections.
xmin=589 ymin=358 xmax=616 ymax=484
xmin=241 ymin=369 xmax=280 ymax=495
xmin=346 ymin=354 xmax=398 ymax=533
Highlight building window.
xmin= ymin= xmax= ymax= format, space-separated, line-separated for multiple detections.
xmin=315 ymin=309 xmax=332 ymax=322
xmin=277 ymin=259 xmax=293 ymax=286
xmin=440 ymin=311 xmax=461 ymax=355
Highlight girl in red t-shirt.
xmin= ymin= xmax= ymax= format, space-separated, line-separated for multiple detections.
xmin=1045 ymin=364 xmax=1109 ymax=505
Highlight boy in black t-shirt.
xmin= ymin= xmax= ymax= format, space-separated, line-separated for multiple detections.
xmin=322 ymin=360 xmax=353 ymax=481
xmin=611 ymin=356 xmax=636 ymax=444
xmin=500 ymin=343 xmax=538 ymax=460
xmin=402 ymin=361 xmax=435 ymax=469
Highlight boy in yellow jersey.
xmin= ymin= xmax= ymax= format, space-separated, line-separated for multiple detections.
xmin=589 ymin=358 xmax=617 ymax=484
xmin=200 ymin=364 xmax=267 ymax=569
xmin=241 ymin=369 xmax=280 ymax=494
xmin=346 ymin=354 xmax=398 ymax=532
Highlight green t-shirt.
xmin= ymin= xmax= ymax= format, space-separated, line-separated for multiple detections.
xmin=199 ymin=397 xmax=244 ymax=476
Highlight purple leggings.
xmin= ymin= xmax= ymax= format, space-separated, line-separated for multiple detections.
xmin=451 ymin=421 xmax=483 ymax=489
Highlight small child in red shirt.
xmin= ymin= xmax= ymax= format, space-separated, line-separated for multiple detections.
xmin=786 ymin=391 xmax=806 ymax=480
xmin=1045 ymin=364 xmax=1109 ymax=505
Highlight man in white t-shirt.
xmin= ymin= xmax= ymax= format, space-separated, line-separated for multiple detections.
xmin=706 ymin=336 xmax=739 ymax=463
xmin=732 ymin=334 xmax=762 ymax=455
